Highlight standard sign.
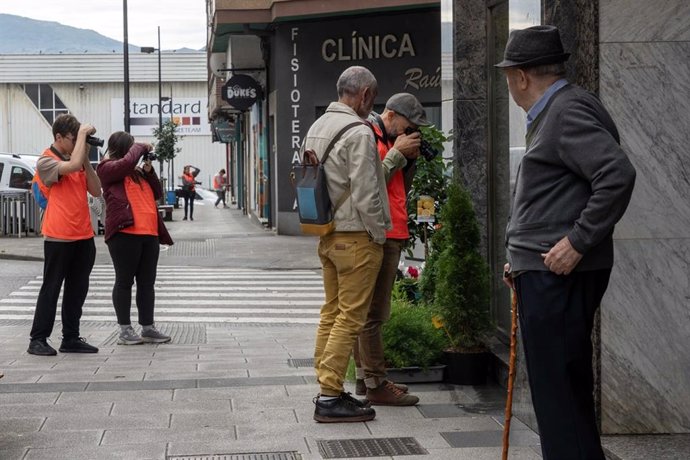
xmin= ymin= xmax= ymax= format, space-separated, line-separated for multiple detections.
xmin=222 ymin=74 xmax=262 ymax=111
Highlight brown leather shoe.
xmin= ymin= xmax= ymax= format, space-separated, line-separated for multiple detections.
xmin=366 ymin=380 xmax=419 ymax=406
xmin=356 ymin=378 xmax=408 ymax=396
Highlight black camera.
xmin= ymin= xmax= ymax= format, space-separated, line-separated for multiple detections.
xmin=85 ymin=135 xmax=104 ymax=147
xmin=404 ymin=127 xmax=440 ymax=161
xmin=142 ymin=150 xmax=158 ymax=162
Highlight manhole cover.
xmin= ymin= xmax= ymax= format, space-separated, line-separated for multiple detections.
xmin=167 ymin=453 xmax=300 ymax=460
xmin=162 ymin=239 xmax=217 ymax=258
xmin=101 ymin=323 xmax=207 ymax=346
xmin=317 ymin=437 xmax=427 ymax=458
xmin=287 ymin=358 xmax=314 ymax=368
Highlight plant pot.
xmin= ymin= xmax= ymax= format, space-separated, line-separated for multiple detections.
xmin=443 ymin=350 xmax=489 ymax=385
xmin=385 ymin=365 xmax=446 ymax=383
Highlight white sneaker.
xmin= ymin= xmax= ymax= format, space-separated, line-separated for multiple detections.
xmin=117 ymin=326 xmax=143 ymax=345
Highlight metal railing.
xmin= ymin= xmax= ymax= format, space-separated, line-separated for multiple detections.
xmin=0 ymin=191 xmax=42 ymax=237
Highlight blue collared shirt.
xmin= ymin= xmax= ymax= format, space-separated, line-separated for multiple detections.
xmin=526 ymin=79 xmax=569 ymax=130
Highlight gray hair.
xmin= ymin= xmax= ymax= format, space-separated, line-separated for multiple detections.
xmin=525 ymin=62 xmax=567 ymax=77
xmin=336 ymin=66 xmax=377 ymax=97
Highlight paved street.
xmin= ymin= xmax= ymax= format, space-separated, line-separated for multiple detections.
xmin=0 ymin=194 xmax=681 ymax=459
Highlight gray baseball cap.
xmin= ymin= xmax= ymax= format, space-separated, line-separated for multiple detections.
xmin=385 ymin=93 xmax=430 ymax=126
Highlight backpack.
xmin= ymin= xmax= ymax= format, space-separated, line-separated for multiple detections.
xmin=31 ymin=149 xmax=60 ymax=210
xmin=31 ymin=175 xmax=49 ymax=210
xmin=290 ymin=121 xmax=364 ymax=236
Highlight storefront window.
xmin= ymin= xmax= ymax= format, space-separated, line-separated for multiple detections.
xmin=488 ymin=0 xmax=540 ymax=339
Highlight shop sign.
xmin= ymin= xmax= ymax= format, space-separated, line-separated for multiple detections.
xmin=222 ymin=74 xmax=262 ymax=111
xmin=111 ymin=97 xmax=210 ymax=137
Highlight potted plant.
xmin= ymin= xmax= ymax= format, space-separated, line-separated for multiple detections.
xmin=405 ymin=125 xmax=450 ymax=259
xmin=420 ymin=177 xmax=493 ymax=385
xmin=381 ymin=280 xmax=447 ymax=383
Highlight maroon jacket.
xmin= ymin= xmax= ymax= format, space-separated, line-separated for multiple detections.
xmin=96 ymin=143 xmax=173 ymax=245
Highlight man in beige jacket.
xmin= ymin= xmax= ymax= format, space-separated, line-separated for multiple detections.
xmin=307 ymin=66 xmax=391 ymax=423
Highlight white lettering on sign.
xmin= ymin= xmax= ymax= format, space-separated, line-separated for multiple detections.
xmin=321 ymin=32 xmax=416 ymax=62
xmin=226 ymin=85 xmax=258 ymax=99
xmin=404 ymin=66 xmax=442 ymax=90
xmin=290 ymin=27 xmax=302 ymax=165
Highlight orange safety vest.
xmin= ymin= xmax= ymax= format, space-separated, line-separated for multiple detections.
xmin=40 ymin=148 xmax=93 ymax=240
xmin=372 ymin=124 xmax=410 ymax=240
xmin=120 ymin=177 xmax=158 ymax=236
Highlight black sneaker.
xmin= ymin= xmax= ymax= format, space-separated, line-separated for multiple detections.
xmin=27 ymin=338 xmax=57 ymax=356
xmin=59 ymin=337 xmax=99 ymax=353
xmin=313 ymin=394 xmax=376 ymax=423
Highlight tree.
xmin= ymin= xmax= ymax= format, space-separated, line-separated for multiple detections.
xmin=152 ymin=119 xmax=182 ymax=178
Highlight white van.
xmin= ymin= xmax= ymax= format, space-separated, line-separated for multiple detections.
xmin=0 ymin=153 xmax=37 ymax=193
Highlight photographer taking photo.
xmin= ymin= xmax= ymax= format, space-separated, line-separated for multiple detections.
xmin=27 ymin=114 xmax=102 ymax=356
xmin=180 ymin=165 xmax=200 ymax=221
xmin=97 ymin=131 xmax=173 ymax=345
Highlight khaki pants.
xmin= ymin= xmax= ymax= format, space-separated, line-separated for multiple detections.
xmin=314 ymin=232 xmax=383 ymax=396
xmin=353 ymin=239 xmax=404 ymax=388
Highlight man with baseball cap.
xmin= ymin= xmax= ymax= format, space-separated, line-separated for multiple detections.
xmin=351 ymin=92 xmax=428 ymax=406
xmin=499 ymin=26 xmax=636 ymax=459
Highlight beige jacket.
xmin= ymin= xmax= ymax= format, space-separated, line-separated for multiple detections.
xmin=302 ymin=102 xmax=391 ymax=243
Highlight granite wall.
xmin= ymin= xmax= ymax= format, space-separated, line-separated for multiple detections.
xmin=446 ymin=0 xmax=690 ymax=437
xmin=598 ymin=0 xmax=690 ymax=434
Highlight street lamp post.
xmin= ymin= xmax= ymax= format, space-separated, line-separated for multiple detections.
xmin=141 ymin=26 xmax=163 ymax=178
xmin=123 ymin=0 xmax=130 ymax=132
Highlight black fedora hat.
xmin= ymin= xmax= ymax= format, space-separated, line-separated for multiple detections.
xmin=495 ymin=25 xmax=570 ymax=68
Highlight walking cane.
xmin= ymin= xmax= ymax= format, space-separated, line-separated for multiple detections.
xmin=502 ymin=288 xmax=518 ymax=460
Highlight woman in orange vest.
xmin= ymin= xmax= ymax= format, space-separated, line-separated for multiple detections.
xmin=180 ymin=165 xmax=199 ymax=220
xmin=97 ymin=131 xmax=173 ymax=345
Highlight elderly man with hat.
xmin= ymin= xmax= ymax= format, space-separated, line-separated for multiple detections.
xmin=351 ymin=93 xmax=428 ymax=406
xmin=498 ymin=26 xmax=636 ymax=459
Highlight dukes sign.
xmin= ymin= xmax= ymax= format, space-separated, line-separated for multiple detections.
xmin=221 ymin=74 xmax=262 ymax=111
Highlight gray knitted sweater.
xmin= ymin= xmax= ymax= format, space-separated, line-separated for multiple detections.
xmin=506 ymin=84 xmax=636 ymax=272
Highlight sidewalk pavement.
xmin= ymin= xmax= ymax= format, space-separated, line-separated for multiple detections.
xmin=0 ymin=193 xmax=683 ymax=459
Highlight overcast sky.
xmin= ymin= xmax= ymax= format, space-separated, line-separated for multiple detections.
xmin=2 ymin=0 xmax=207 ymax=50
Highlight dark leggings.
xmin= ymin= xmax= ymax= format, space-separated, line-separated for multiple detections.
xmin=106 ymin=233 xmax=159 ymax=326
xmin=215 ymin=190 xmax=225 ymax=206
xmin=183 ymin=191 xmax=194 ymax=218
xmin=30 ymin=238 xmax=96 ymax=340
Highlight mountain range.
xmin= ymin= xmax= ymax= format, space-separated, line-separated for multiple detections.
xmin=0 ymin=14 xmax=200 ymax=54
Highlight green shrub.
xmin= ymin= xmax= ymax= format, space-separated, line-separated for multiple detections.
xmin=382 ymin=296 xmax=446 ymax=369
xmin=422 ymin=179 xmax=492 ymax=351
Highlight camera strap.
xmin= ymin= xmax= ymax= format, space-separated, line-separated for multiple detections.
xmin=371 ymin=113 xmax=389 ymax=145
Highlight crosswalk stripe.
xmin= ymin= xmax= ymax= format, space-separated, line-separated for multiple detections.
xmin=1 ymin=298 xmax=323 ymax=306
xmin=9 ymin=291 xmax=324 ymax=298
xmin=27 ymin=280 xmax=324 ymax=286
xmin=0 ymin=266 xmax=325 ymax=325
xmin=19 ymin=286 xmax=325 ymax=292
xmin=0 ymin=314 xmax=320 ymax=324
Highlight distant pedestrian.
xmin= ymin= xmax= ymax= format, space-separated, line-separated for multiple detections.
xmin=97 ymin=131 xmax=173 ymax=345
xmin=498 ymin=26 xmax=636 ymax=459
xmin=353 ymin=93 xmax=427 ymax=406
xmin=307 ymin=66 xmax=391 ymax=423
xmin=213 ymin=169 xmax=228 ymax=208
xmin=27 ymin=114 xmax=102 ymax=356
xmin=180 ymin=165 xmax=199 ymax=220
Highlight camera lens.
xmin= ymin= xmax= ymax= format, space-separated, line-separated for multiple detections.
xmin=86 ymin=135 xmax=104 ymax=148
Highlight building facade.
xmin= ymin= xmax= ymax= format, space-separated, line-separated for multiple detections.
xmin=444 ymin=0 xmax=689 ymax=435
xmin=0 ymin=52 xmax=227 ymax=190
xmin=207 ymin=0 xmax=442 ymax=230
